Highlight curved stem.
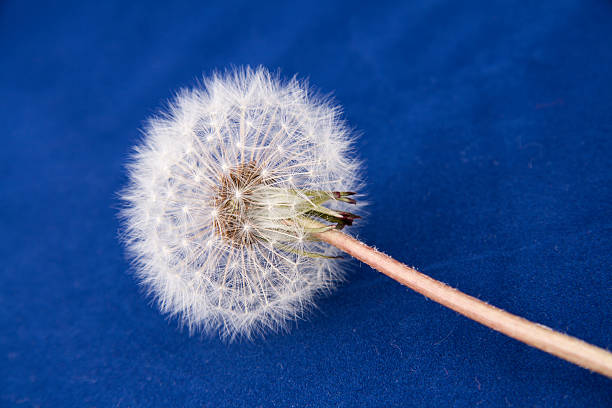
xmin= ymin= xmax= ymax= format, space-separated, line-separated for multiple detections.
xmin=317 ymin=228 xmax=612 ymax=379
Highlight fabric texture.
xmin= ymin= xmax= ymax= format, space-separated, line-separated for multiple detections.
xmin=1 ymin=1 xmax=610 ymax=406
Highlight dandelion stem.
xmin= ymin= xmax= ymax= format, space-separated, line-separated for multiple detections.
xmin=316 ymin=226 xmax=612 ymax=379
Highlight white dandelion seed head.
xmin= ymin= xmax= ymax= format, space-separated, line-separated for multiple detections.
xmin=120 ymin=66 xmax=362 ymax=340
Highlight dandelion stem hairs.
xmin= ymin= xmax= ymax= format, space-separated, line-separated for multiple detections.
xmin=120 ymin=67 xmax=362 ymax=339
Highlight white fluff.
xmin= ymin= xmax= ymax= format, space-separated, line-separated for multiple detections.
xmin=120 ymin=67 xmax=361 ymax=340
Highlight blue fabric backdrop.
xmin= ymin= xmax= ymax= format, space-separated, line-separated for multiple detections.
xmin=1 ymin=1 xmax=611 ymax=406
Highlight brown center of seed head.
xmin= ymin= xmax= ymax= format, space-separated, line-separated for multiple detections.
xmin=212 ymin=161 xmax=266 ymax=247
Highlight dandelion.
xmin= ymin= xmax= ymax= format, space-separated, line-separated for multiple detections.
xmin=120 ymin=67 xmax=361 ymax=339
xmin=120 ymin=66 xmax=612 ymax=378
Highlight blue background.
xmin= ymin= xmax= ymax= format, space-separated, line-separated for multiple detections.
xmin=1 ymin=1 xmax=611 ymax=406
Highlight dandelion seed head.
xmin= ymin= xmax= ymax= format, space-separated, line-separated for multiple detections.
xmin=120 ymin=66 xmax=362 ymax=340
